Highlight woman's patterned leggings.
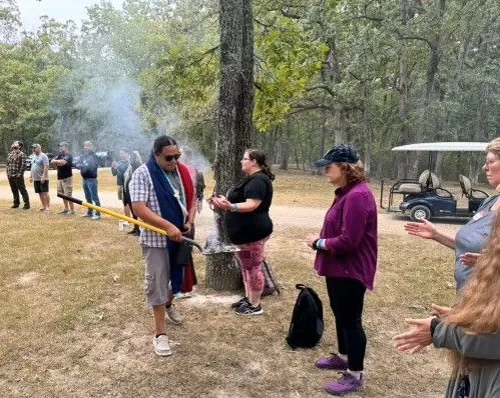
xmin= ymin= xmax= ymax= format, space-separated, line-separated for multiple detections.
xmin=236 ymin=237 xmax=268 ymax=295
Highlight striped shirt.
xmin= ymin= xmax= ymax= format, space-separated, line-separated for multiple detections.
xmin=129 ymin=163 xmax=168 ymax=248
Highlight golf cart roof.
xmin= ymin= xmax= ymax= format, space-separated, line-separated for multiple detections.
xmin=392 ymin=142 xmax=488 ymax=152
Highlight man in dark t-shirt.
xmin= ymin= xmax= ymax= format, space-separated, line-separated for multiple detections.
xmin=51 ymin=142 xmax=74 ymax=215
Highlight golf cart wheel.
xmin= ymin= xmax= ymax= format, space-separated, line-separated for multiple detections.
xmin=409 ymin=205 xmax=431 ymax=222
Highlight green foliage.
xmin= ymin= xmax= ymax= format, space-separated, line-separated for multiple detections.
xmin=3 ymin=0 xmax=500 ymax=180
xmin=254 ymin=12 xmax=326 ymax=131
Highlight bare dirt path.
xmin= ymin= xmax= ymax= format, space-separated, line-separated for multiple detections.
xmin=0 ymin=169 xmax=462 ymax=237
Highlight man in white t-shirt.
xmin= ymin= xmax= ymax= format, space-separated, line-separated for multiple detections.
xmin=30 ymin=143 xmax=50 ymax=213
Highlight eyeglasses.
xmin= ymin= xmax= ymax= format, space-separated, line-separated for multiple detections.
xmin=164 ymin=154 xmax=181 ymax=162
xmin=242 ymin=157 xmax=251 ymax=161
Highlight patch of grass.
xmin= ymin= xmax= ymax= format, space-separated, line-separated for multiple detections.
xmin=0 ymin=168 xmax=463 ymax=397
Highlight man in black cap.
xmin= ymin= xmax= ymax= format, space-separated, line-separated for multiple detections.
xmin=51 ymin=142 xmax=74 ymax=214
xmin=6 ymin=141 xmax=30 ymax=209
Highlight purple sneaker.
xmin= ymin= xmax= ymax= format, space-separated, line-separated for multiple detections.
xmin=315 ymin=354 xmax=348 ymax=370
xmin=325 ymin=372 xmax=363 ymax=396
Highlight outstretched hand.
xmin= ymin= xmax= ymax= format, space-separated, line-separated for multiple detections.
xmin=404 ymin=219 xmax=437 ymax=239
xmin=209 ymin=195 xmax=232 ymax=211
xmin=393 ymin=316 xmax=435 ymax=354
xmin=460 ymin=252 xmax=480 ymax=267
xmin=431 ymin=303 xmax=452 ymax=317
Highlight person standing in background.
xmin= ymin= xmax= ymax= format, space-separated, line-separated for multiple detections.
xmin=172 ymin=148 xmax=205 ymax=297
xmin=6 ymin=141 xmax=30 ymax=210
xmin=51 ymin=142 xmax=74 ymax=215
xmin=76 ymin=141 xmax=101 ymax=220
xmin=30 ymin=143 xmax=50 ymax=213
xmin=123 ymin=150 xmax=143 ymax=236
xmin=180 ymin=148 xmax=206 ymax=214
xmin=111 ymin=148 xmax=131 ymax=218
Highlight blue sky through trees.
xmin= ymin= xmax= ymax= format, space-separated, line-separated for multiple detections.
xmin=16 ymin=0 xmax=124 ymax=29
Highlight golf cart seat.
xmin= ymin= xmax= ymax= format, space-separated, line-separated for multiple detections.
xmin=459 ymin=174 xmax=489 ymax=199
xmin=396 ymin=169 xmax=440 ymax=194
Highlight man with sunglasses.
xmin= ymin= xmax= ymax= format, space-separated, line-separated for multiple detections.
xmin=130 ymin=135 xmax=196 ymax=357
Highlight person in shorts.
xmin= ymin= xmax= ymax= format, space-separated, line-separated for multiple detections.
xmin=51 ymin=142 xmax=74 ymax=214
xmin=30 ymin=143 xmax=50 ymax=213
xmin=130 ymin=136 xmax=196 ymax=357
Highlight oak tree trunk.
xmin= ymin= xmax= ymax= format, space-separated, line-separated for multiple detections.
xmin=205 ymin=0 xmax=254 ymax=291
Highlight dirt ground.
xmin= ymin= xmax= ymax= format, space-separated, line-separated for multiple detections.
xmin=0 ymin=169 xmax=464 ymax=236
xmin=0 ymin=169 xmax=466 ymax=398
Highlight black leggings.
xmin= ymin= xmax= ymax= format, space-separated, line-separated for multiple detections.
xmin=326 ymin=277 xmax=367 ymax=371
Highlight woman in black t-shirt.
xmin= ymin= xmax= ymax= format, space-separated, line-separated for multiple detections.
xmin=210 ymin=149 xmax=274 ymax=316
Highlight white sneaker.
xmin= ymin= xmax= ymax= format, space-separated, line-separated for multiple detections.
xmin=153 ymin=334 xmax=172 ymax=356
xmin=91 ymin=215 xmax=101 ymax=220
xmin=174 ymin=292 xmax=194 ymax=299
xmin=166 ymin=304 xmax=182 ymax=325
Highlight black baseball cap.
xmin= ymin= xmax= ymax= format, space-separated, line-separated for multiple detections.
xmin=313 ymin=144 xmax=360 ymax=167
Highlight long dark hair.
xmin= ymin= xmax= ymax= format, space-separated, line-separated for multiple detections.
xmin=153 ymin=135 xmax=178 ymax=155
xmin=246 ymin=149 xmax=275 ymax=181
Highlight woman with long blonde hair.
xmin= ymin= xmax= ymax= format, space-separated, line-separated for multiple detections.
xmin=395 ymin=214 xmax=500 ymax=397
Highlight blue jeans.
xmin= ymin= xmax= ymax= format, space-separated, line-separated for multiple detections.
xmin=82 ymin=178 xmax=101 ymax=216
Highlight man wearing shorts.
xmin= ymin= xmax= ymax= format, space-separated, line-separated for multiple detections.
xmin=130 ymin=135 xmax=196 ymax=357
xmin=30 ymin=143 xmax=50 ymax=213
xmin=51 ymin=142 xmax=74 ymax=215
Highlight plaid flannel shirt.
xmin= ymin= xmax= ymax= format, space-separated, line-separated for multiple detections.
xmin=129 ymin=164 xmax=168 ymax=248
xmin=6 ymin=151 xmax=27 ymax=178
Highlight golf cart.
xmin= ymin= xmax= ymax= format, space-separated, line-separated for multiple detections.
xmin=380 ymin=142 xmax=489 ymax=221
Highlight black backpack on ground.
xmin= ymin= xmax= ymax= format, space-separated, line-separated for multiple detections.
xmin=286 ymin=284 xmax=324 ymax=349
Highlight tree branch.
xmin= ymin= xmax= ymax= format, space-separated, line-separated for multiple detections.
xmin=306 ymin=84 xmax=336 ymax=98
xmin=187 ymin=45 xmax=220 ymax=67
xmin=396 ymin=31 xmax=434 ymax=49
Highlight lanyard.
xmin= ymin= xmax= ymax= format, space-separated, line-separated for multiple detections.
xmin=163 ymin=169 xmax=188 ymax=221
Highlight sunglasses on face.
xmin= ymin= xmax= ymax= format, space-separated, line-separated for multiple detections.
xmin=164 ymin=154 xmax=181 ymax=162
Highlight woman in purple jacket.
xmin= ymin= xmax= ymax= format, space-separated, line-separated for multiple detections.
xmin=307 ymin=144 xmax=378 ymax=396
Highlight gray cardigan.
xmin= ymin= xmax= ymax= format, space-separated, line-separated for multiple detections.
xmin=433 ymin=322 xmax=500 ymax=397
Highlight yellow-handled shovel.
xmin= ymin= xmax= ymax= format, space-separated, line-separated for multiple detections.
xmin=57 ymin=193 xmax=203 ymax=252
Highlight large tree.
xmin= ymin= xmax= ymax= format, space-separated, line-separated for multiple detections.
xmin=205 ymin=0 xmax=255 ymax=290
